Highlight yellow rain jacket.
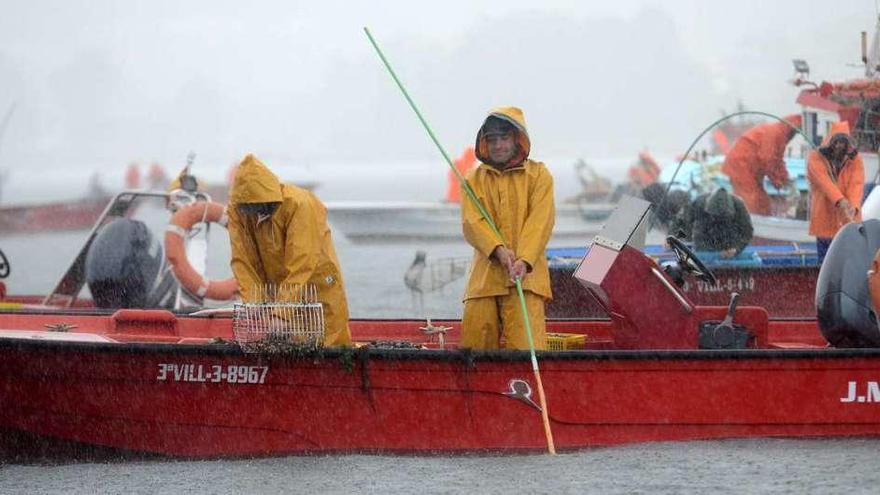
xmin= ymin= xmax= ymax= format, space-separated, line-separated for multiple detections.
xmin=462 ymin=106 xmax=555 ymax=302
xmin=228 ymin=154 xmax=351 ymax=347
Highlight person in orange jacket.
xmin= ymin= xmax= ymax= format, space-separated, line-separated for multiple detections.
xmin=807 ymin=121 xmax=864 ymax=263
xmin=125 ymin=162 xmax=141 ymax=189
xmin=627 ymin=151 xmax=661 ymax=190
xmin=721 ymin=114 xmax=802 ymax=215
xmin=445 ymin=146 xmax=477 ymax=203
xmin=461 ymin=106 xmax=554 ymax=350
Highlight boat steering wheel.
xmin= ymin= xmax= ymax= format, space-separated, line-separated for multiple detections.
xmin=666 ymin=236 xmax=717 ymax=286
xmin=0 ymin=248 xmax=8 ymax=279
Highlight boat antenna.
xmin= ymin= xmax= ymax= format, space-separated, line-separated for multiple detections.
xmin=176 ymin=151 xmax=199 ymax=193
xmin=364 ymin=27 xmax=557 ymax=455
xmin=185 ymin=150 xmax=195 ymax=175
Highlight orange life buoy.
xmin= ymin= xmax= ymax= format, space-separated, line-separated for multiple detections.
xmin=164 ymin=201 xmax=238 ymax=300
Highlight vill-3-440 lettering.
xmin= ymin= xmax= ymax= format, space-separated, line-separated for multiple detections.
xmin=156 ymin=364 xmax=269 ymax=384
xmin=691 ymin=275 xmax=756 ymax=294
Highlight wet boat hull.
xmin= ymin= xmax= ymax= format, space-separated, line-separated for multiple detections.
xmin=0 ymin=319 xmax=877 ymax=458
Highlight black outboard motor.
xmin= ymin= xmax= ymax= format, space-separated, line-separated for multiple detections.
xmin=86 ymin=218 xmax=167 ymax=308
xmin=816 ymin=219 xmax=880 ymax=347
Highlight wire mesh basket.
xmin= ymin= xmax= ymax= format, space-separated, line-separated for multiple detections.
xmin=232 ymin=284 xmax=325 ymax=352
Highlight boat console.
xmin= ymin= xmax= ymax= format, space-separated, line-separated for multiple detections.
xmin=574 ymin=196 xmax=767 ymax=349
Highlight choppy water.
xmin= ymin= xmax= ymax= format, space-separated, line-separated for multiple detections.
xmin=3 ymin=195 xmax=880 ymax=492
xmin=2 ymin=439 xmax=880 ymax=494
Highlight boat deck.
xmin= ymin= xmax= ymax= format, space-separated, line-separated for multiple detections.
xmin=0 ymin=307 xmax=828 ymax=351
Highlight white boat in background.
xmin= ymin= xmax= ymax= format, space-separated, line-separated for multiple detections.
xmin=749 ymin=215 xmax=814 ymax=244
xmin=324 ymin=200 xmax=820 ymax=246
xmin=324 ymin=201 xmax=615 ymax=245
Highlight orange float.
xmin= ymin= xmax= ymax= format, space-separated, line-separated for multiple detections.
xmin=164 ymin=201 xmax=238 ymax=300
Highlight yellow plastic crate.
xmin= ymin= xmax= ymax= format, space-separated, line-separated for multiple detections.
xmin=546 ymin=332 xmax=586 ymax=351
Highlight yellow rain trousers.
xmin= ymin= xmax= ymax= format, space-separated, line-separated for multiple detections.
xmin=461 ymin=106 xmax=555 ymax=350
xmin=228 ymin=154 xmax=352 ymax=347
xmin=462 ymin=290 xmax=547 ymax=350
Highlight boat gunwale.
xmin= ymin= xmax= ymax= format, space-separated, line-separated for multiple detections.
xmin=0 ymin=306 xmax=818 ymax=322
xmin=0 ymin=336 xmax=878 ymax=362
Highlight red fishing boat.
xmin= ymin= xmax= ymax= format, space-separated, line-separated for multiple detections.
xmin=0 ymin=193 xmax=878 ymax=459
xmin=0 ymin=157 xmax=317 ymax=236
xmin=0 ymin=197 xmax=112 ymax=235
xmin=791 ymin=22 xmax=880 ymax=207
xmin=0 ymin=167 xmax=118 ymax=235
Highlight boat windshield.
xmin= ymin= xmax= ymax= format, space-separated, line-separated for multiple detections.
xmin=594 ymin=196 xmax=652 ymax=251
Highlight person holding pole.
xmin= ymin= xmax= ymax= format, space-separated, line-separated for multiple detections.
xmin=365 ymin=28 xmax=555 ymax=453
xmin=461 ymin=106 xmax=555 ymax=350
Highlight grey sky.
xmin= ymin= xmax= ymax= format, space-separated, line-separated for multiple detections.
xmin=0 ymin=0 xmax=874 ymax=184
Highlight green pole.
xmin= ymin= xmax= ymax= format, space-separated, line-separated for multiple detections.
xmin=363 ymin=27 xmax=502 ymax=242
xmin=364 ymin=26 xmax=556 ymax=454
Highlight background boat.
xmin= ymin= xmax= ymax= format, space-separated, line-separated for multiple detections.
xmin=0 ymin=163 xmax=318 ymax=235
xmin=324 ymin=200 xmax=615 ymax=245
xmin=0 ymin=196 xmax=112 ymax=234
